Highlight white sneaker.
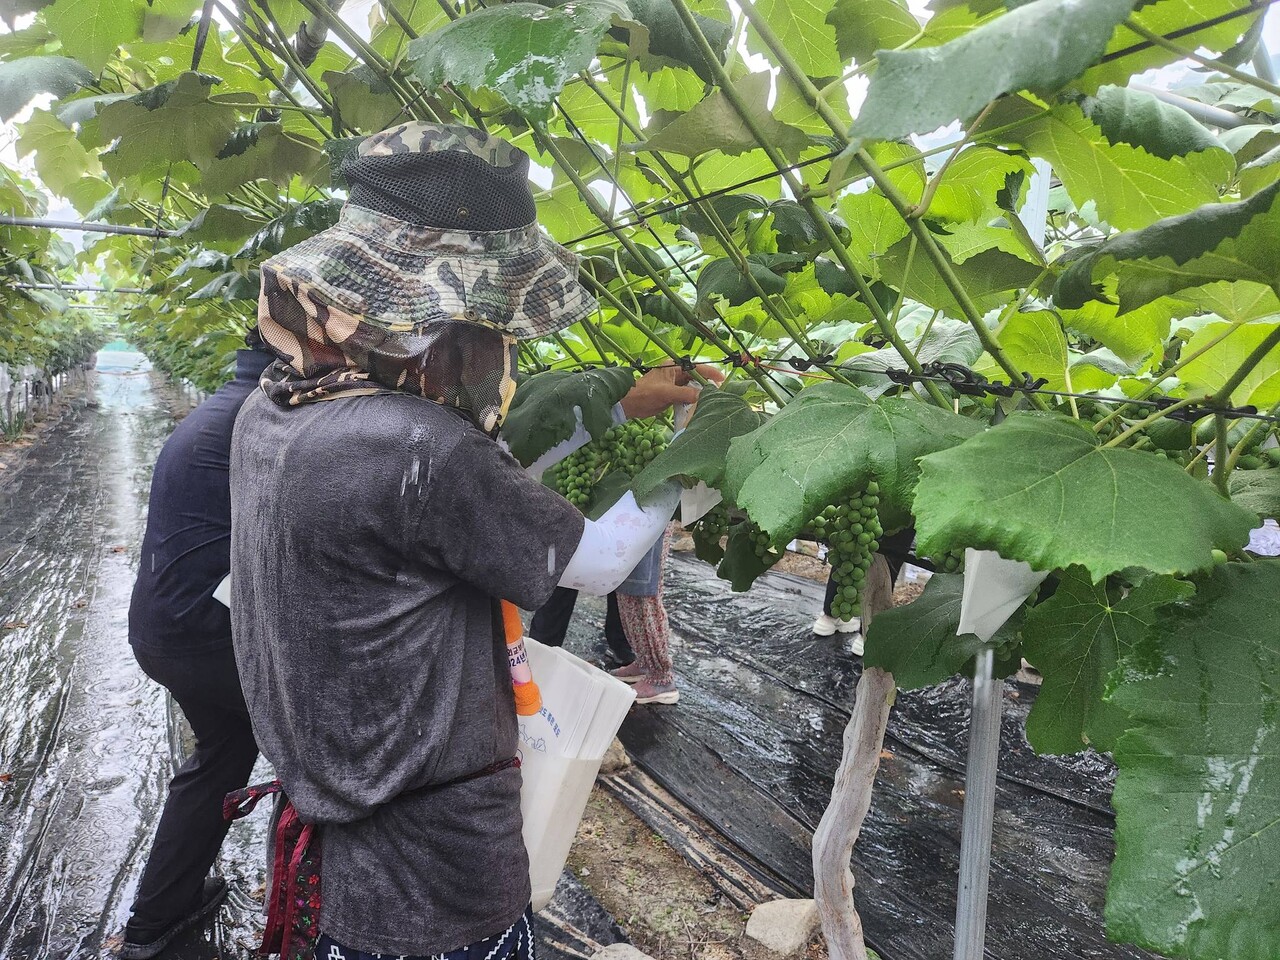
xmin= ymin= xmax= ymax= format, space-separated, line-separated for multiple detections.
xmin=847 ymin=632 xmax=865 ymax=657
xmin=812 ymin=613 xmax=838 ymax=636
xmin=813 ymin=614 xmax=861 ymax=636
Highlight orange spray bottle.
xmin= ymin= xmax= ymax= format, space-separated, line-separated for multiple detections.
xmin=501 ymin=600 xmax=543 ymax=716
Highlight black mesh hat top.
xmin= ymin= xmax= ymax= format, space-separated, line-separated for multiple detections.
xmin=343 ymin=151 xmax=538 ymax=231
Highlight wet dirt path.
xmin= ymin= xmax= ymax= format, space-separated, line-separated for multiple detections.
xmin=0 ymin=352 xmax=183 ymax=958
xmin=0 ymin=353 xmax=619 ymax=960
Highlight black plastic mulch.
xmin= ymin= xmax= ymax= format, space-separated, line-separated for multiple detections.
xmin=566 ymin=553 xmax=1157 ymax=960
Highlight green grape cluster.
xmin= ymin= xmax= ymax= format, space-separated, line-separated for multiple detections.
xmin=692 ymin=501 xmax=731 ymax=554
xmin=820 ymin=483 xmax=883 ymax=622
xmin=748 ymin=524 xmax=778 ymax=564
xmin=933 ymin=549 xmax=965 ymax=574
xmin=1235 ymin=447 xmax=1280 ymax=470
xmin=545 ymin=443 xmax=609 ymax=509
xmin=605 ymin=419 xmax=668 ymax=479
xmin=544 ymin=419 xmax=669 ymax=511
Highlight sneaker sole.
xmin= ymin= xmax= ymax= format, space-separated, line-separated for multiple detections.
xmin=120 ymin=879 xmax=228 ymax=960
xmin=812 ymin=625 xmax=837 ymax=637
xmin=635 ymin=690 xmax=680 ymax=705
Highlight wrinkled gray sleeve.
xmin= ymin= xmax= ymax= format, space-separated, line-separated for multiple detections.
xmin=413 ymin=427 xmax=586 ymax=608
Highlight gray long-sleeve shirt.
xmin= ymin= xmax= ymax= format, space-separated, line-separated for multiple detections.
xmin=229 ymin=388 xmax=584 ymax=955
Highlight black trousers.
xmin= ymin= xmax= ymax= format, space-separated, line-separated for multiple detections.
xmin=529 ymin=587 xmax=635 ymax=665
xmin=127 ymin=643 xmax=259 ymax=940
xmin=823 ymin=529 xmax=915 ymax=614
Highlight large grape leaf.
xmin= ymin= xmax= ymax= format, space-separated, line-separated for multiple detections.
xmin=1057 ymin=179 xmax=1280 ymax=313
xmin=826 ymin=0 xmax=920 ymax=66
xmin=15 ymin=109 xmax=101 ymax=198
xmin=636 ymin=72 xmax=809 ymax=160
xmin=879 ymin=237 xmax=1041 ymax=314
xmin=1079 ymin=84 xmax=1227 ymax=159
xmin=914 ymin=413 xmax=1258 ymax=579
xmin=96 ymin=73 xmax=246 ymax=178
xmin=325 ymin=67 xmax=403 ymax=133
xmin=0 ymin=55 xmax=92 ymax=122
xmin=1082 ymin=0 xmax=1264 ymax=91
xmin=199 ymin=123 xmax=327 ymax=196
xmin=748 ymin=0 xmax=842 ymax=79
xmin=42 ymin=0 xmax=144 ymax=75
xmin=838 ymin=190 xmax=909 ymax=279
xmin=503 ymin=368 xmax=636 ymax=467
xmin=1015 ymin=103 xmax=1229 ymax=231
xmin=632 ymin=390 xmax=764 ymax=500
xmin=863 ymin=573 xmax=1023 ymax=688
xmin=926 ymin=147 xmax=1032 ymax=224
xmin=1228 ymin=469 xmax=1280 ymax=521
xmin=725 ymin=381 xmax=982 ymax=540
xmin=850 ymin=0 xmax=1136 ymax=142
xmin=1058 ymin=290 xmax=1182 ymax=364
xmin=1180 ymin=281 xmax=1280 ymax=325
xmin=1107 ymin=561 xmax=1280 ymax=960
xmin=1021 ymin=567 xmax=1192 ymax=754
xmin=406 ymin=1 xmax=627 ymax=123
xmin=973 ymin=309 xmax=1070 ymax=390
xmin=1179 ymin=320 xmax=1280 ymax=407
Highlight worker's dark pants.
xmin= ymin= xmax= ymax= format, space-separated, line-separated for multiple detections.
xmin=127 ymin=644 xmax=259 ymax=941
xmin=823 ymin=529 xmax=915 ymax=615
xmin=529 ymin=587 xmax=635 ymax=666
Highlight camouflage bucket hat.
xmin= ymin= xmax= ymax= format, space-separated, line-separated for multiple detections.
xmin=260 ymin=122 xmax=595 ymax=341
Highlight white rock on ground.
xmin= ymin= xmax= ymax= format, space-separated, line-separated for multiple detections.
xmin=745 ymin=898 xmax=821 ymax=956
xmin=592 ymin=943 xmax=655 ymax=960
xmin=598 ymin=736 xmax=631 ymax=775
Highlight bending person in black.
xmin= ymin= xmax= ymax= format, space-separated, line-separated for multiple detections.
xmin=122 ymin=333 xmax=275 ymax=958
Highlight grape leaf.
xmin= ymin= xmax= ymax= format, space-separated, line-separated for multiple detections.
xmin=0 ymin=55 xmax=92 ymax=122
xmin=1082 ymin=0 xmax=1264 ymax=91
xmin=97 ymin=72 xmax=245 ymax=179
xmin=1015 ymin=103 xmax=1229 ymax=232
xmin=838 ymin=190 xmax=909 ymax=279
xmin=926 ymin=146 xmax=1033 ymax=224
xmin=233 ymin=199 xmax=342 ymax=259
xmin=725 ymin=381 xmax=982 ymax=540
xmin=1228 ymin=469 xmax=1280 ymax=521
xmin=1179 ymin=320 xmax=1280 ymax=407
xmin=1058 ymin=291 xmax=1181 ymax=364
xmin=879 ymin=237 xmax=1041 ymax=314
xmin=199 ymin=123 xmax=327 ymax=196
xmin=716 ymin=521 xmax=777 ymax=592
xmin=1056 ymin=179 xmax=1280 ymax=313
xmin=42 ymin=0 xmax=144 ymax=75
xmin=1107 ymin=561 xmax=1280 ymax=960
xmin=748 ymin=0 xmax=842 ymax=79
xmin=851 ymin=0 xmax=1136 ymax=142
xmin=1180 ymin=281 xmax=1280 ymax=325
xmin=826 ymin=0 xmax=920 ymax=66
xmin=406 ymin=1 xmax=627 ymax=123
xmin=15 ymin=109 xmax=101 ymax=198
xmin=863 ymin=572 xmax=1023 ymax=688
xmin=1021 ymin=567 xmax=1192 ymax=754
xmin=503 ymin=368 xmax=637 ymax=467
xmin=636 ymin=73 xmax=809 ymax=160
xmin=632 ymin=390 xmax=765 ymax=500
xmin=325 ymin=67 xmax=404 ymax=133
xmin=178 ymin=203 xmax=263 ymax=249
xmin=973 ymin=309 xmax=1069 ymax=390
xmin=142 ymin=0 xmax=202 ymax=43
xmin=914 ymin=413 xmax=1258 ymax=579
xmin=1081 ymin=85 xmax=1229 ymax=161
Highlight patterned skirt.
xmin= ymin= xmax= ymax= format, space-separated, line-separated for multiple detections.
xmin=315 ymin=907 xmax=536 ymax=960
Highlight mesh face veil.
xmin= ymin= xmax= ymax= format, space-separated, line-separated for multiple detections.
xmin=257 ymin=266 xmax=518 ymax=435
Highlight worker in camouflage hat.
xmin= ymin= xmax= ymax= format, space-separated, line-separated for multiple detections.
xmin=230 ymin=121 xmax=717 ymax=960
xmin=256 ymin=120 xmax=595 ymax=434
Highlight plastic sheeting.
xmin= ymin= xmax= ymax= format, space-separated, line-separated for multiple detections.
xmin=565 ymin=553 xmax=1156 ymax=960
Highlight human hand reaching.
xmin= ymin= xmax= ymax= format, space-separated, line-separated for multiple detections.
xmin=619 ymin=363 xmax=726 ymax=420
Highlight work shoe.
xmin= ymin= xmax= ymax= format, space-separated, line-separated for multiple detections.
xmin=609 ymin=662 xmax=646 ymax=684
xmin=812 ymin=613 xmax=861 ymax=636
xmin=633 ymin=679 xmax=679 ymax=705
xmin=120 ymin=878 xmax=228 ymax=959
